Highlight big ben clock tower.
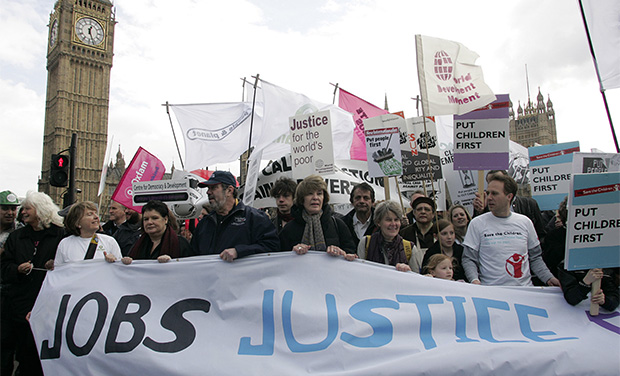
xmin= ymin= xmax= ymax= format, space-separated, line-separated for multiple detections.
xmin=39 ymin=0 xmax=115 ymax=205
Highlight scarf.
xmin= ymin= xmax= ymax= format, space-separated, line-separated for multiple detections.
xmin=301 ymin=209 xmax=326 ymax=251
xmin=366 ymin=231 xmax=407 ymax=266
xmin=128 ymin=226 xmax=180 ymax=259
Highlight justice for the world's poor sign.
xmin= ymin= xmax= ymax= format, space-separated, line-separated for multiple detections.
xmin=289 ymin=110 xmax=335 ymax=180
xmin=31 ymin=253 xmax=619 ymax=375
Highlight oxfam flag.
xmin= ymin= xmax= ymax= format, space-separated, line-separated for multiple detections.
xmin=289 ymin=110 xmax=334 ymax=180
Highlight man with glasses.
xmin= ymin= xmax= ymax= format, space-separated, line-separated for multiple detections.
xmin=191 ymin=171 xmax=279 ymax=262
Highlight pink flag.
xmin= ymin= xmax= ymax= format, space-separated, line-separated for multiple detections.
xmin=338 ymin=89 xmax=388 ymax=161
xmin=111 ymin=147 xmax=166 ymax=212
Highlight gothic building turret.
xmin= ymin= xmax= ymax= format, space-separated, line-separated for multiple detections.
xmin=509 ymin=88 xmax=557 ymax=147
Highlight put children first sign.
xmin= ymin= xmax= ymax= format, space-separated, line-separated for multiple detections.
xmin=565 ymin=171 xmax=620 ymax=271
xmin=528 ymin=141 xmax=580 ymax=211
xmin=453 ymin=94 xmax=510 ymax=170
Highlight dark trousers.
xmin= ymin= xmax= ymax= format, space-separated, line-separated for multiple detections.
xmin=1 ymin=314 xmax=43 ymax=376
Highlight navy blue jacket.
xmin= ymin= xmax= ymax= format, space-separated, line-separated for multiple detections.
xmin=190 ymin=201 xmax=279 ymax=258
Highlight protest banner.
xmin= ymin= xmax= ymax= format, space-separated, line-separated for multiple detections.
xmin=171 ymin=102 xmax=259 ymax=170
xmin=528 ymin=141 xmax=580 ymax=211
xmin=239 ymin=155 xmax=408 ymax=209
xmin=565 ymin=171 xmax=620 ymax=271
xmin=415 ymin=35 xmax=496 ymax=116
xmin=338 ymin=88 xmax=389 ymax=161
xmin=31 ymin=253 xmax=619 ymax=375
xmin=572 ymin=152 xmax=620 ymax=173
xmin=453 ymin=95 xmax=510 ymax=171
xmin=110 ymin=147 xmax=166 ymax=212
xmin=401 ymin=117 xmax=443 ymax=182
xmin=289 ymin=109 xmax=335 ymax=180
xmin=364 ymin=114 xmax=404 ymax=178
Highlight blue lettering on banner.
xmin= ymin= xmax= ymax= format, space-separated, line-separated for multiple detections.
xmin=236 ymin=291 xmax=580 ymax=356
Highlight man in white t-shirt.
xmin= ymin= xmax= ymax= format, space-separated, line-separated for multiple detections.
xmin=462 ymin=174 xmax=560 ymax=287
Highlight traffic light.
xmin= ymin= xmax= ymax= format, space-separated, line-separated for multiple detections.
xmin=50 ymin=154 xmax=69 ymax=187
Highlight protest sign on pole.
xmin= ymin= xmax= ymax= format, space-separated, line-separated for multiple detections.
xmin=453 ymin=95 xmax=510 ymax=171
xmin=31 ymin=253 xmax=619 ymax=376
xmin=528 ymin=141 xmax=580 ymax=211
xmin=565 ymin=171 xmax=620 ymax=271
xmin=401 ymin=117 xmax=443 ymax=183
xmin=110 ymin=147 xmax=166 ymax=212
xmin=364 ymin=114 xmax=404 ymax=178
xmin=572 ymin=152 xmax=620 ymax=173
xmin=289 ymin=110 xmax=335 ymax=180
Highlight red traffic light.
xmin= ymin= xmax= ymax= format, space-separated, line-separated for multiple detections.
xmin=50 ymin=154 xmax=69 ymax=187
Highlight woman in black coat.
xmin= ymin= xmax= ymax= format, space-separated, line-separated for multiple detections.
xmin=1 ymin=192 xmax=65 ymax=376
xmin=279 ymin=175 xmax=355 ymax=257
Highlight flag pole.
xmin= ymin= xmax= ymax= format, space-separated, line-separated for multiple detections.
xmin=247 ymin=74 xmax=260 ymax=155
xmin=164 ymin=101 xmax=185 ymax=170
xmin=241 ymin=77 xmax=247 ymax=101
xmin=578 ymin=0 xmax=619 ymax=152
xmin=330 ymin=82 xmax=339 ymax=104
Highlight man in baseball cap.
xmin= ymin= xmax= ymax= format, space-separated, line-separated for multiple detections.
xmin=191 ymin=171 xmax=279 ymax=262
xmin=0 ymin=190 xmax=21 ymax=252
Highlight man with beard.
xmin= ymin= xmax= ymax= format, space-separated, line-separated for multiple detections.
xmin=342 ymin=183 xmax=376 ymax=245
xmin=191 ymin=171 xmax=279 ymax=262
xmin=102 ymin=200 xmax=127 ymax=236
xmin=114 ymin=207 xmax=141 ymax=256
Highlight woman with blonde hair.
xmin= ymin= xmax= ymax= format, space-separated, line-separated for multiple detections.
xmin=1 ymin=191 xmax=64 ymax=375
xmin=448 ymin=204 xmax=471 ymax=244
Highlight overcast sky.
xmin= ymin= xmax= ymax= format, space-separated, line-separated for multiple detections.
xmin=1 ymin=0 xmax=618 ymax=198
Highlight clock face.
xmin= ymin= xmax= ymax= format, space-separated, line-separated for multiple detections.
xmin=50 ymin=19 xmax=58 ymax=47
xmin=75 ymin=17 xmax=105 ymax=46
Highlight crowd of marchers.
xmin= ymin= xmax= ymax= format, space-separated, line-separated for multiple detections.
xmin=1 ymin=170 xmax=618 ymax=375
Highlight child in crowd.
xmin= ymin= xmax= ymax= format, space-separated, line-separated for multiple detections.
xmin=424 ymin=254 xmax=453 ymax=280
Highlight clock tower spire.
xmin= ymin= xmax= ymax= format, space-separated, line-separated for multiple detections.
xmin=39 ymin=0 xmax=116 ymax=206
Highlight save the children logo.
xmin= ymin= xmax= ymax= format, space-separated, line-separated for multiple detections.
xmin=187 ymin=109 xmax=251 ymax=141
xmin=505 ymin=253 xmax=526 ymax=278
xmin=433 ymin=50 xmax=453 ymax=81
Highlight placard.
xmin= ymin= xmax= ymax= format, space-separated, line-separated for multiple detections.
xmin=289 ymin=110 xmax=335 ymax=180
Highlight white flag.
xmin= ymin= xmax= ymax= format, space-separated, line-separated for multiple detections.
xmin=581 ymin=0 xmax=620 ymax=90
xmin=258 ymin=80 xmax=354 ymax=160
xmin=171 ymin=102 xmax=262 ymax=170
xmin=415 ymin=35 xmax=496 ymax=116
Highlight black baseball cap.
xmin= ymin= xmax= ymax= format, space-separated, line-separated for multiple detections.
xmin=198 ymin=171 xmax=238 ymax=188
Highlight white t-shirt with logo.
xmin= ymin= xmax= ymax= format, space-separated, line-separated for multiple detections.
xmin=55 ymin=234 xmax=122 ymax=266
xmin=463 ymin=212 xmax=539 ymax=286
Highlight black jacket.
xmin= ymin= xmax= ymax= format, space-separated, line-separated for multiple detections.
xmin=191 ymin=201 xmax=279 ymax=258
xmin=279 ymin=205 xmax=356 ymax=253
xmin=342 ymin=208 xmax=376 ymax=246
xmin=114 ymin=221 xmax=141 ymax=257
xmin=1 ymin=224 xmax=64 ymax=321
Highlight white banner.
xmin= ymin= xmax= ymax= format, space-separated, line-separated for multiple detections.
xmin=582 ymin=0 xmax=620 ymax=90
xmin=171 ymin=102 xmax=260 ymax=170
xmin=257 ymin=80 xmax=354 ymax=161
xmin=415 ymin=35 xmax=496 ymax=116
xmin=32 ymin=253 xmax=619 ymax=375
xmin=239 ymin=155 xmax=408 ymax=209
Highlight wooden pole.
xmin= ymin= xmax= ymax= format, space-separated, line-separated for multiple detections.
xmin=589 ymin=279 xmax=601 ymax=316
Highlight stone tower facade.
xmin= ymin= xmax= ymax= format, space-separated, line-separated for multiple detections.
xmin=509 ymin=88 xmax=557 ymax=148
xmin=39 ymin=0 xmax=115 ymax=206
